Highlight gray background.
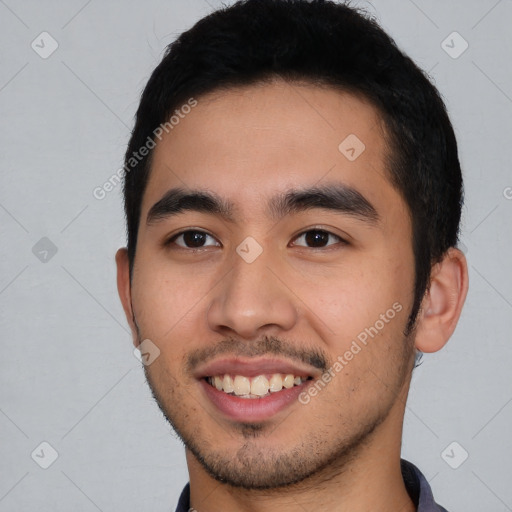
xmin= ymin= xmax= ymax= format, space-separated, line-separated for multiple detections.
xmin=0 ymin=0 xmax=511 ymax=510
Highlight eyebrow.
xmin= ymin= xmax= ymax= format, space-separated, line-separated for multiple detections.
xmin=146 ymin=184 xmax=379 ymax=226
xmin=269 ymin=184 xmax=379 ymax=224
xmin=146 ymin=188 xmax=236 ymax=225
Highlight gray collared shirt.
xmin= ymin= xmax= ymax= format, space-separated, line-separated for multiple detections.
xmin=174 ymin=459 xmax=448 ymax=511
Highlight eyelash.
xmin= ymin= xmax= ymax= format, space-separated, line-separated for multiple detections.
xmin=165 ymin=228 xmax=347 ymax=251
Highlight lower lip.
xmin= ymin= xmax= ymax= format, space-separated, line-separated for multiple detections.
xmin=200 ymin=379 xmax=309 ymax=422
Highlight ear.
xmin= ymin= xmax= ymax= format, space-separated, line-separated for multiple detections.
xmin=414 ymin=247 xmax=469 ymax=353
xmin=115 ymin=248 xmax=139 ymax=348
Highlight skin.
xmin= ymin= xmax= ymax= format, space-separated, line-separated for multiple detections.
xmin=116 ymin=79 xmax=468 ymax=512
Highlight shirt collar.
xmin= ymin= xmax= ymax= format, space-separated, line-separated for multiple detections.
xmin=401 ymin=459 xmax=449 ymax=512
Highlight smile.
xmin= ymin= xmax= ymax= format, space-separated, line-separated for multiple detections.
xmin=206 ymin=373 xmax=312 ymax=398
xmin=195 ymin=357 xmax=320 ymax=421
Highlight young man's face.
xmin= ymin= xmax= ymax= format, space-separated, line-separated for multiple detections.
xmin=121 ymin=80 xmax=418 ymax=488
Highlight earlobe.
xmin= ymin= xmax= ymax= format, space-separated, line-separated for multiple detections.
xmin=414 ymin=248 xmax=469 ymax=353
xmin=115 ymin=248 xmax=139 ymax=347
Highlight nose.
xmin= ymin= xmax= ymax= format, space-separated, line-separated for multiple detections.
xmin=207 ymin=249 xmax=298 ymax=339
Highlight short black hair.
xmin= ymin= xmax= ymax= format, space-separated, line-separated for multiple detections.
xmin=122 ymin=0 xmax=463 ymax=333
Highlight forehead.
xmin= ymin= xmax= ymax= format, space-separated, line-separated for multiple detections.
xmin=141 ymin=79 xmax=403 ymax=224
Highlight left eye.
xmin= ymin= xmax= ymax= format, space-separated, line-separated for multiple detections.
xmin=291 ymin=229 xmax=343 ymax=248
xmin=170 ymin=230 xmax=220 ymax=249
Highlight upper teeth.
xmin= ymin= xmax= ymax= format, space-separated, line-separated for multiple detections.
xmin=208 ymin=374 xmax=307 ymax=398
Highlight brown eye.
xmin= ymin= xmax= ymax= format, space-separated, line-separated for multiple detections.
xmin=170 ymin=230 xmax=220 ymax=248
xmin=292 ymin=229 xmax=343 ymax=248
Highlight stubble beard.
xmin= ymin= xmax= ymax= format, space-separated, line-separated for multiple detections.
xmin=141 ymin=332 xmax=415 ymax=491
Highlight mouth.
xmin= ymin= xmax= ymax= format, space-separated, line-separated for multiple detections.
xmin=195 ymin=358 xmax=319 ymax=422
xmin=205 ymin=373 xmax=313 ymax=399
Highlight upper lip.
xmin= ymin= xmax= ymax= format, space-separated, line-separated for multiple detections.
xmin=193 ymin=357 xmax=322 ymax=380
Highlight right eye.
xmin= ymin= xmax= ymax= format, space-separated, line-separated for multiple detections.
xmin=166 ymin=230 xmax=221 ymax=249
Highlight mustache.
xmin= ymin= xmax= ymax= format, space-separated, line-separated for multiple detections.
xmin=185 ymin=335 xmax=330 ymax=374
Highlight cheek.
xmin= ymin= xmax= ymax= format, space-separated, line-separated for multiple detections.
xmin=131 ymin=264 xmax=210 ymax=385
xmin=295 ymin=261 xmax=407 ymax=339
xmin=290 ymin=261 xmax=413 ymax=391
xmin=130 ymin=254 xmax=214 ymax=342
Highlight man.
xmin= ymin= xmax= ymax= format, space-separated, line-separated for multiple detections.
xmin=116 ymin=1 xmax=468 ymax=510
